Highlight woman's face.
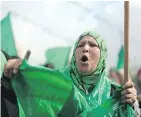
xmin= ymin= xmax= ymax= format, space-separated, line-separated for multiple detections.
xmin=75 ymin=35 xmax=100 ymax=75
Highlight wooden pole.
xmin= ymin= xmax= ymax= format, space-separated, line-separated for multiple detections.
xmin=124 ymin=1 xmax=130 ymax=83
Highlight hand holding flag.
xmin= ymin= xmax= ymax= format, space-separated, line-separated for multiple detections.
xmin=4 ymin=50 xmax=31 ymax=78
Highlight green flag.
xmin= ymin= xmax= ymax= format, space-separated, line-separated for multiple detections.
xmin=117 ymin=46 xmax=124 ymax=70
xmin=12 ymin=60 xmax=72 ymax=117
xmin=12 ymin=60 xmax=134 ymax=117
xmin=1 ymin=13 xmax=17 ymax=56
xmin=45 ymin=47 xmax=71 ymax=71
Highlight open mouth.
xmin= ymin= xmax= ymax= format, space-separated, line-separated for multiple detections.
xmin=81 ymin=55 xmax=88 ymax=62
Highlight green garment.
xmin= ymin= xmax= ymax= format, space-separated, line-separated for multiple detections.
xmin=58 ymin=31 xmax=134 ymax=117
xmin=58 ymin=70 xmax=134 ymax=117
xmin=12 ymin=60 xmax=72 ymax=117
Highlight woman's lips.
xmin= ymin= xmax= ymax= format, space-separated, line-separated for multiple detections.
xmin=81 ymin=55 xmax=88 ymax=62
xmin=81 ymin=55 xmax=89 ymax=65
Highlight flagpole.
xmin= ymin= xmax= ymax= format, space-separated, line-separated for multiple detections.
xmin=124 ymin=1 xmax=130 ymax=83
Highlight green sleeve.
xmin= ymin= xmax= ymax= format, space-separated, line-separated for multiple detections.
xmin=58 ymin=86 xmax=89 ymax=117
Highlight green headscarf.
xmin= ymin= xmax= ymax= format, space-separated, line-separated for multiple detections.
xmin=60 ymin=31 xmax=135 ymax=117
xmin=67 ymin=31 xmax=107 ymax=93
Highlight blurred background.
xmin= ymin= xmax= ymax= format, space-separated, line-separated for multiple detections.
xmin=1 ymin=1 xmax=141 ymax=76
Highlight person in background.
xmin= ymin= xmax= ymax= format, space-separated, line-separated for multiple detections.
xmin=135 ymin=68 xmax=141 ymax=109
xmin=44 ymin=63 xmax=54 ymax=69
xmin=109 ymin=67 xmax=120 ymax=84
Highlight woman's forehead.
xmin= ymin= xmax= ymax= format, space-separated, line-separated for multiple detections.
xmin=78 ymin=35 xmax=97 ymax=44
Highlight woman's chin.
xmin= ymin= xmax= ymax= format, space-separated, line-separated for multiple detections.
xmin=78 ymin=68 xmax=91 ymax=75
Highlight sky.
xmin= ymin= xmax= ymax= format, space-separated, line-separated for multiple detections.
xmin=1 ymin=1 xmax=141 ymax=71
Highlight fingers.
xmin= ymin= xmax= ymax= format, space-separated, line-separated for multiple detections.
xmin=121 ymin=94 xmax=136 ymax=100
xmin=121 ymin=81 xmax=137 ymax=105
xmin=4 ymin=50 xmax=31 ymax=78
xmin=4 ymin=59 xmax=22 ymax=78
xmin=122 ymin=81 xmax=134 ymax=90
xmin=121 ymin=88 xmax=136 ymax=96
xmin=24 ymin=50 xmax=31 ymax=60
xmin=9 ymin=68 xmax=13 ymax=78
xmin=4 ymin=59 xmax=15 ymax=77
xmin=12 ymin=59 xmax=22 ymax=74
xmin=121 ymin=98 xmax=136 ymax=105
xmin=121 ymin=81 xmax=136 ymax=96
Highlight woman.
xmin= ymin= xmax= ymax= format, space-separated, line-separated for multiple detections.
xmin=135 ymin=69 xmax=141 ymax=96
xmin=109 ymin=67 xmax=120 ymax=84
xmin=4 ymin=31 xmax=140 ymax=117
xmin=58 ymin=31 xmax=140 ymax=116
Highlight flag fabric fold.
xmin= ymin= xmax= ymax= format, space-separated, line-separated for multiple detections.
xmin=45 ymin=47 xmax=71 ymax=71
xmin=12 ymin=60 xmax=72 ymax=117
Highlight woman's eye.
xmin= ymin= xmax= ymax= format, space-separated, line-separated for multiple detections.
xmin=78 ymin=44 xmax=83 ymax=47
xmin=90 ymin=44 xmax=97 ymax=47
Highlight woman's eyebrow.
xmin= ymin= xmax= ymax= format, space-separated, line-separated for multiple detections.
xmin=88 ymin=41 xmax=98 ymax=45
xmin=78 ymin=41 xmax=86 ymax=45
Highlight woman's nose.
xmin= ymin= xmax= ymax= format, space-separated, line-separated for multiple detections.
xmin=83 ymin=44 xmax=89 ymax=53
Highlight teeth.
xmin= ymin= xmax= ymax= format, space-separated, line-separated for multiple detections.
xmin=81 ymin=61 xmax=88 ymax=65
